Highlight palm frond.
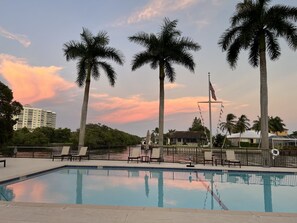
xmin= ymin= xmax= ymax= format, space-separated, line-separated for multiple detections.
xmin=128 ymin=32 xmax=153 ymax=48
xmin=226 ymin=38 xmax=242 ymax=68
xmin=131 ymin=52 xmax=155 ymax=71
xmin=218 ymin=27 xmax=241 ymax=51
xmin=178 ymin=37 xmax=201 ymax=51
xmin=101 ymin=47 xmax=124 ymax=65
xmin=97 ymin=61 xmax=116 ymax=86
xmin=91 ymin=60 xmax=100 ymax=80
xmin=81 ymin=27 xmax=94 ymax=46
xmin=76 ymin=59 xmax=87 ymax=87
xmin=265 ymin=30 xmax=281 ymax=61
xmin=94 ymin=31 xmax=109 ymax=46
xmin=164 ymin=62 xmax=175 ymax=82
xmin=248 ymin=36 xmax=260 ymax=67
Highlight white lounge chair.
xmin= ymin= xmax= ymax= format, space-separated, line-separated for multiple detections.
xmin=72 ymin=147 xmax=89 ymax=161
xmin=203 ymin=151 xmax=213 ymax=166
xmin=150 ymin=148 xmax=161 ymax=163
xmin=127 ymin=147 xmax=141 ymax=163
xmin=225 ymin=150 xmax=241 ymax=167
xmin=0 ymin=159 xmax=6 ymax=167
xmin=52 ymin=146 xmax=71 ymax=161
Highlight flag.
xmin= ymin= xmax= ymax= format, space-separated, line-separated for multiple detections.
xmin=209 ymin=81 xmax=217 ymax=101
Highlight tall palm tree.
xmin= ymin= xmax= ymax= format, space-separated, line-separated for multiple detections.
xmin=218 ymin=0 xmax=297 ymax=165
xmin=63 ymin=28 xmax=124 ymax=148
xmin=219 ymin=113 xmax=237 ymax=147
xmin=235 ymin=115 xmax=250 ymax=147
xmin=129 ymin=18 xmax=200 ymax=149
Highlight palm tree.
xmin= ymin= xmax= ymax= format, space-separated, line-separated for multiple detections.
xmin=235 ymin=115 xmax=250 ymax=147
xmin=252 ymin=116 xmax=286 ymax=135
xmin=251 ymin=116 xmax=261 ymax=133
xmin=269 ymin=116 xmax=286 ymax=135
xmin=129 ymin=18 xmax=200 ymax=149
xmin=63 ymin=28 xmax=124 ymax=148
xmin=218 ymin=0 xmax=297 ymax=165
xmin=219 ymin=113 xmax=237 ymax=147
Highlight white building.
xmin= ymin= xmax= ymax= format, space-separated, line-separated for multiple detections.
xmin=13 ymin=105 xmax=56 ymax=131
xmin=227 ymin=130 xmax=276 ymax=146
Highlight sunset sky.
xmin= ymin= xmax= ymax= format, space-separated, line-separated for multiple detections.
xmin=1 ymin=0 xmax=297 ymax=137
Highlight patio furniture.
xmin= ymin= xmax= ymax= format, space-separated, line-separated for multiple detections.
xmin=0 ymin=159 xmax=6 ymax=167
xmin=52 ymin=146 xmax=72 ymax=161
xmin=225 ymin=150 xmax=241 ymax=167
xmin=127 ymin=147 xmax=141 ymax=163
xmin=150 ymin=148 xmax=161 ymax=163
xmin=72 ymin=147 xmax=89 ymax=161
xmin=203 ymin=151 xmax=213 ymax=166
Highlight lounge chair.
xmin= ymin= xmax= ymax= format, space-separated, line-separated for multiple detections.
xmin=0 ymin=159 xmax=6 ymax=167
xmin=127 ymin=147 xmax=141 ymax=163
xmin=52 ymin=146 xmax=71 ymax=161
xmin=225 ymin=150 xmax=241 ymax=167
xmin=150 ymin=148 xmax=161 ymax=163
xmin=203 ymin=151 xmax=213 ymax=166
xmin=72 ymin=147 xmax=89 ymax=161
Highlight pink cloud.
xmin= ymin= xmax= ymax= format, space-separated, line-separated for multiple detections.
xmin=127 ymin=0 xmax=198 ymax=24
xmin=0 ymin=54 xmax=75 ymax=104
xmin=0 ymin=26 xmax=31 ymax=47
xmin=90 ymin=94 xmax=211 ymax=124
xmin=164 ymin=83 xmax=185 ymax=90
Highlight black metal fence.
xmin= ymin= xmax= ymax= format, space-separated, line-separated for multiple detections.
xmin=4 ymin=145 xmax=297 ymax=168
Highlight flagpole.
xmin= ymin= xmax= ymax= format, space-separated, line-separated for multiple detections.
xmin=208 ymin=72 xmax=213 ymax=149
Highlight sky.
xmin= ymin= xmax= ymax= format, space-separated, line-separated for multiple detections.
xmin=0 ymin=0 xmax=297 ymax=137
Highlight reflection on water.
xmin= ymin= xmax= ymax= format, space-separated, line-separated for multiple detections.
xmin=1 ymin=168 xmax=297 ymax=213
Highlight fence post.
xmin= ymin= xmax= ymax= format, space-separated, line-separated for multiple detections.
xmin=246 ymin=147 xmax=248 ymax=166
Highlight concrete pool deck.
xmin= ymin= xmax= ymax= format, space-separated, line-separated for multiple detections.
xmin=0 ymin=158 xmax=297 ymax=223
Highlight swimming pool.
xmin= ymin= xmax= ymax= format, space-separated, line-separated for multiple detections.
xmin=0 ymin=166 xmax=297 ymax=213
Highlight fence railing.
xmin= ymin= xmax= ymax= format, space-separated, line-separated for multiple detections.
xmin=4 ymin=145 xmax=297 ymax=168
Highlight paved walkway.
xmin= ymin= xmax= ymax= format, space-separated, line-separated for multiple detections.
xmin=0 ymin=158 xmax=297 ymax=223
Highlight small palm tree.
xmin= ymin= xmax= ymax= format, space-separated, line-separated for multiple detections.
xmin=235 ymin=115 xmax=250 ymax=147
xmin=63 ymin=28 xmax=124 ymax=148
xmin=129 ymin=18 xmax=200 ymax=149
xmin=220 ymin=113 xmax=237 ymax=147
xmin=269 ymin=116 xmax=286 ymax=135
xmin=251 ymin=116 xmax=261 ymax=133
xmin=218 ymin=0 xmax=297 ymax=165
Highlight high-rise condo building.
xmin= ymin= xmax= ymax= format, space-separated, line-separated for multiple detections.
xmin=13 ymin=105 xmax=56 ymax=131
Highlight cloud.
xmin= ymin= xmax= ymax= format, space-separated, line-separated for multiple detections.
xmin=0 ymin=26 xmax=31 ymax=47
xmin=126 ymin=0 xmax=198 ymax=24
xmin=90 ymin=93 xmax=210 ymax=124
xmin=164 ymin=83 xmax=185 ymax=90
xmin=0 ymin=54 xmax=75 ymax=104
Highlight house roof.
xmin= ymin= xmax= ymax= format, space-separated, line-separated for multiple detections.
xmin=227 ymin=130 xmax=276 ymax=139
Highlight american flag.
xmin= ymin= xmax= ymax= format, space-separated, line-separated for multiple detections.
xmin=209 ymin=81 xmax=217 ymax=101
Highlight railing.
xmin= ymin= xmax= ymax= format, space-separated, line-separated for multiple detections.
xmin=4 ymin=145 xmax=297 ymax=168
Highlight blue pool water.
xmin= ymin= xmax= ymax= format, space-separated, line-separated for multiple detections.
xmin=0 ymin=167 xmax=297 ymax=213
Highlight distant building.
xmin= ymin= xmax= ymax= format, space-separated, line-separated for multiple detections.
xmin=13 ymin=104 xmax=56 ymax=131
xmin=227 ymin=130 xmax=276 ymax=146
xmin=169 ymin=131 xmax=207 ymax=146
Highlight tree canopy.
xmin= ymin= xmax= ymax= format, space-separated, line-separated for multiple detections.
xmin=0 ymin=81 xmax=23 ymax=148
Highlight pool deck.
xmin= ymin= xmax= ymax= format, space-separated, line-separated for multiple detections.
xmin=1 ymin=158 xmax=297 ymax=223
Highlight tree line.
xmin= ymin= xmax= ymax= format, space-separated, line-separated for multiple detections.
xmin=9 ymin=124 xmax=140 ymax=148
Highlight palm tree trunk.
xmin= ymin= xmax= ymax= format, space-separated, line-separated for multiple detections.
xmin=78 ymin=69 xmax=91 ymax=149
xmin=159 ymin=63 xmax=165 ymax=155
xmin=259 ymin=34 xmax=271 ymax=166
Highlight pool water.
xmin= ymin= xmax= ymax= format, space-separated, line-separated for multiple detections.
xmin=0 ymin=167 xmax=297 ymax=213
